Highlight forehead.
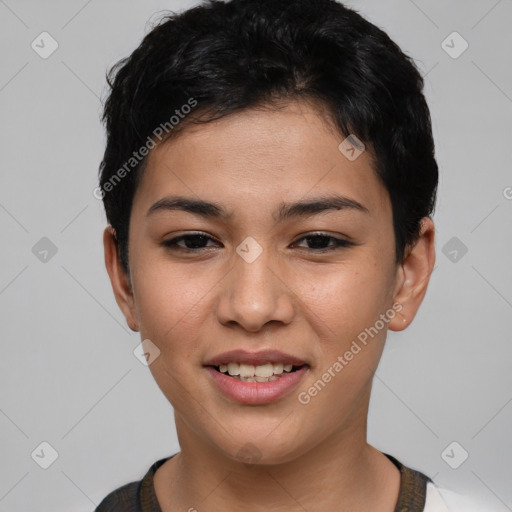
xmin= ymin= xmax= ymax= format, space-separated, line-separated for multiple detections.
xmin=132 ymin=100 xmax=391 ymax=222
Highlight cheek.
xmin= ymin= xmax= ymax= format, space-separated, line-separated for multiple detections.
xmin=132 ymin=262 xmax=210 ymax=409
xmin=297 ymin=260 xmax=391 ymax=343
xmin=131 ymin=258 xmax=214 ymax=349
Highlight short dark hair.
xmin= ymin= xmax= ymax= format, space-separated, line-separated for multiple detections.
xmin=99 ymin=0 xmax=438 ymax=275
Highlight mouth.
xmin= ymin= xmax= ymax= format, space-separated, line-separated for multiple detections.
xmin=209 ymin=362 xmax=308 ymax=383
xmin=203 ymin=349 xmax=310 ymax=404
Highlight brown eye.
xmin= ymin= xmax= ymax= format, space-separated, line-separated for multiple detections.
xmin=162 ymin=233 xmax=220 ymax=251
xmin=292 ymin=233 xmax=354 ymax=251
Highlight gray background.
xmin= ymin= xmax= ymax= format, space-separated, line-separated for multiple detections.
xmin=0 ymin=0 xmax=511 ymax=510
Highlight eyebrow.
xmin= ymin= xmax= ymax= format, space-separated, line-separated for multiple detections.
xmin=146 ymin=194 xmax=369 ymax=221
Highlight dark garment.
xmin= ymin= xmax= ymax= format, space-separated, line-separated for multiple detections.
xmin=95 ymin=452 xmax=432 ymax=512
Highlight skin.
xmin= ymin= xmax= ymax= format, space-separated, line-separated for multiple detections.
xmin=103 ymin=99 xmax=435 ymax=511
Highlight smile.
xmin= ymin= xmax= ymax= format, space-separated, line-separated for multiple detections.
xmin=213 ymin=362 xmax=305 ymax=382
xmin=205 ymin=364 xmax=309 ymax=404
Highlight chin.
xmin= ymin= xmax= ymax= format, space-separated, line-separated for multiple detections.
xmin=209 ymin=431 xmax=310 ymax=467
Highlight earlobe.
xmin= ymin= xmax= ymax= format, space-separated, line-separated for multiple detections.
xmin=103 ymin=226 xmax=139 ymax=332
xmin=388 ymin=217 xmax=436 ymax=332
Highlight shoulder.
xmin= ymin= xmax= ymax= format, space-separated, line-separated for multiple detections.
xmin=424 ymin=481 xmax=501 ymax=512
xmin=94 ymin=481 xmax=141 ymax=512
xmin=94 ymin=455 xmax=176 ymax=512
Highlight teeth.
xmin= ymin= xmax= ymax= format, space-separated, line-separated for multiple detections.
xmin=254 ymin=363 xmax=274 ymax=378
xmin=251 ymin=375 xmax=280 ymax=382
xmin=239 ymin=364 xmax=255 ymax=378
xmin=273 ymin=363 xmax=284 ymax=374
xmin=218 ymin=362 xmax=300 ymax=378
xmin=227 ymin=363 xmax=240 ymax=376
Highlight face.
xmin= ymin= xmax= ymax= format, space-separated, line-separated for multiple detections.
xmin=104 ymin=99 xmax=434 ymax=466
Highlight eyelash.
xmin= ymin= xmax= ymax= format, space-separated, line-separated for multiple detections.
xmin=162 ymin=231 xmax=355 ymax=253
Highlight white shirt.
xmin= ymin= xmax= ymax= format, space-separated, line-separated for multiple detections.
xmin=424 ymin=482 xmax=501 ymax=511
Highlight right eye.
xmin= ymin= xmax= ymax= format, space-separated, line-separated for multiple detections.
xmin=162 ymin=232 xmax=221 ymax=252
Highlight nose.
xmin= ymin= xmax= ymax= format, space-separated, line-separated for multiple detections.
xmin=215 ymin=245 xmax=295 ymax=332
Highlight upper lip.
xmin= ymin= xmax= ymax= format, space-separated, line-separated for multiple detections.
xmin=204 ymin=349 xmax=308 ymax=367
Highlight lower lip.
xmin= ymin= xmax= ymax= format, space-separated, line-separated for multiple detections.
xmin=204 ymin=366 xmax=309 ymax=405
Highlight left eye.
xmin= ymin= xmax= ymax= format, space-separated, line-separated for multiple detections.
xmin=292 ymin=233 xmax=354 ymax=251
xmin=162 ymin=232 xmax=353 ymax=252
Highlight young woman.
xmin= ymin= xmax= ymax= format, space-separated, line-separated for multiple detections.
xmin=95 ymin=1 xmax=485 ymax=510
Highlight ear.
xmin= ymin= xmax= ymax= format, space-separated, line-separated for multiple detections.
xmin=388 ymin=217 xmax=436 ymax=331
xmin=103 ymin=226 xmax=139 ymax=332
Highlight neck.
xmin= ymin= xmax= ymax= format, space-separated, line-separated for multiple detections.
xmin=154 ymin=416 xmax=401 ymax=512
